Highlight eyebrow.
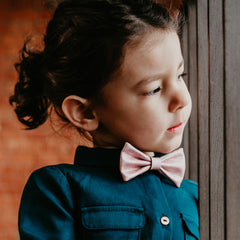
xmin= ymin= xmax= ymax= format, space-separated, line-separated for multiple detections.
xmin=135 ymin=59 xmax=184 ymax=88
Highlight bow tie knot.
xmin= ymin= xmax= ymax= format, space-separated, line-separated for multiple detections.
xmin=120 ymin=142 xmax=186 ymax=187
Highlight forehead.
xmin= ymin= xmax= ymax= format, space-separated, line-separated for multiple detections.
xmin=117 ymin=30 xmax=183 ymax=84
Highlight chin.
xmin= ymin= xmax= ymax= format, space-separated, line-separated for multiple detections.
xmin=158 ymin=141 xmax=183 ymax=153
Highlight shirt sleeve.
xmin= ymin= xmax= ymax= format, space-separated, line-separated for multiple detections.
xmin=18 ymin=166 xmax=76 ymax=240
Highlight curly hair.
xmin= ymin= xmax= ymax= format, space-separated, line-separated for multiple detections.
xmin=10 ymin=0 xmax=185 ymax=130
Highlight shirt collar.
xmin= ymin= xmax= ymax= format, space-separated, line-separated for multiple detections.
xmin=74 ymin=145 xmax=166 ymax=168
xmin=74 ymin=146 xmax=122 ymax=167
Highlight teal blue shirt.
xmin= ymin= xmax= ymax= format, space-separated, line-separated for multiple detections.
xmin=19 ymin=146 xmax=199 ymax=239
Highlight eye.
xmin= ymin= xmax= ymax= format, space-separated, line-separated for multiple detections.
xmin=178 ymin=72 xmax=187 ymax=81
xmin=143 ymin=87 xmax=161 ymax=96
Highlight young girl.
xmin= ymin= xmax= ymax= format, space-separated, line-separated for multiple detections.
xmin=10 ymin=0 xmax=199 ymax=239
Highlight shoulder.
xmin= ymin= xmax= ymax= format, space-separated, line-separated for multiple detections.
xmin=27 ymin=164 xmax=74 ymax=184
xmin=22 ymin=164 xmax=74 ymax=191
xmin=23 ymin=163 xmax=102 ymax=197
xmin=27 ymin=163 xmax=88 ymax=180
xmin=19 ymin=165 xmax=80 ymax=239
xmin=22 ymin=164 xmax=82 ymax=200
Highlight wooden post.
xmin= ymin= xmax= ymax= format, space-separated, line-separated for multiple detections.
xmin=225 ymin=0 xmax=240 ymax=238
xmin=197 ymin=0 xmax=210 ymax=239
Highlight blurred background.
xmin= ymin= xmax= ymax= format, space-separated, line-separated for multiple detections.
xmin=0 ymin=1 xmax=82 ymax=239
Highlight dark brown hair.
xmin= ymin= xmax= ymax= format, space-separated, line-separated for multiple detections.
xmin=10 ymin=0 xmax=185 ymax=130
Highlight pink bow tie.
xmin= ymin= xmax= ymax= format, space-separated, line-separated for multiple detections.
xmin=120 ymin=142 xmax=185 ymax=187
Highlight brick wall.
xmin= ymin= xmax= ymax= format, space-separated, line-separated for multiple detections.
xmin=0 ymin=1 xmax=85 ymax=239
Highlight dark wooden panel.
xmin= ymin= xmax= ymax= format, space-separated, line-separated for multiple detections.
xmin=209 ymin=0 xmax=225 ymax=239
xmin=188 ymin=2 xmax=198 ymax=182
xmin=185 ymin=0 xmax=240 ymax=238
xmin=225 ymin=0 xmax=240 ymax=238
xmin=197 ymin=0 xmax=210 ymax=238
xmin=181 ymin=21 xmax=190 ymax=179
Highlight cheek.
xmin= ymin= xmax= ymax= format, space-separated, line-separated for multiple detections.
xmin=181 ymin=83 xmax=192 ymax=117
xmin=131 ymin=109 xmax=168 ymax=134
xmin=186 ymin=94 xmax=192 ymax=116
xmin=184 ymin=83 xmax=192 ymax=105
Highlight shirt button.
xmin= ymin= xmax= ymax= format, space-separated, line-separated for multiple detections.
xmin=160 ymin=216 xmax=170 ymax=226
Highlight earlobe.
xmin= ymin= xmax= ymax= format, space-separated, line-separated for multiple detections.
xmin=62 ymin=95 xmax=99 ymax=131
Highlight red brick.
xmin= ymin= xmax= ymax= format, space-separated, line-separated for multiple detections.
xmin=0 ymin=2 xmax=69 ymax=239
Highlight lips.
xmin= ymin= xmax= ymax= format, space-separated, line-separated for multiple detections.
xmin=167 ymin=122 xmax=184 ymax=134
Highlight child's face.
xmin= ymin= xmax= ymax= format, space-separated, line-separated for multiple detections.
xmin=93 ymin=30 xmax=192 ymax=153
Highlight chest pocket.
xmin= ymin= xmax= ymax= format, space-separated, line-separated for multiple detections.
xmin=181 ymin=214 xmax=200 ymax=240
xmin=81 ymin=206 xmax=145 ymax=240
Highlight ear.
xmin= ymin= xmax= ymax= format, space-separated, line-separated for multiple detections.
xmin=62 ymin=95 xmax=99 ymax=131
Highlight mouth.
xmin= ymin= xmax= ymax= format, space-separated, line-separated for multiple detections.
xmin=166 ymin=122 xmax=185 ymax=134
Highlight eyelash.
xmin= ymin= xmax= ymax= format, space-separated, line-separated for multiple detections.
xmin=144 ymin=72 xmax=188 ymax=96
xmin=144 ymin=87 xmax=161 ymax=96
xmin=178 ymin=72 xmax=187 ymax=80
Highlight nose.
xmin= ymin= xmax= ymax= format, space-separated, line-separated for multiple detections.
xmin=168 ymin=85 xmax=190 ymax=113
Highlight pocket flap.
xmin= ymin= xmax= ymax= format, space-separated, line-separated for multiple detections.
xmin=81 ymin=206 xmax=145 ymax=230
xmin=181 ymin=214 xmax=200 ymax=239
